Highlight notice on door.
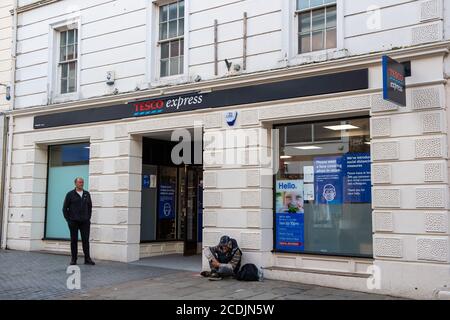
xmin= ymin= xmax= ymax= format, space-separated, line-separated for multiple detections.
xmin=158 ymin=184 xmax=176 ymax=220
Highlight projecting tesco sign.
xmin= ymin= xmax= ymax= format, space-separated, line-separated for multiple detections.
xmin=382 ymin=55 xmax=406 ymax=107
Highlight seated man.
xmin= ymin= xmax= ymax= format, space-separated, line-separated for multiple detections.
xmin=201 ymin=235 xmax=242 ymax=280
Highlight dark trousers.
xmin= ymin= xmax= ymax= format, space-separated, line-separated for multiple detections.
xmin=67 ymin=220 xmax=91 ymax=260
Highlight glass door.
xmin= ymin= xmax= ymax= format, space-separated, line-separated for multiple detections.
xmin=182 ymin=166 xmax=203 ymax=256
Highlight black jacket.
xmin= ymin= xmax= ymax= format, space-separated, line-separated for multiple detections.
xmin=62 ymin=189 xmax=93 ymax=222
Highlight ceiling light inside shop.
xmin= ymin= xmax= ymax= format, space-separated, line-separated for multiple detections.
xmin=295 ymin=146 xmax=322 ymax=150
xmin=280 ymin=155 xmax=292 ymax=159
xmin=324 ymin=124 xmax=359 ymax=131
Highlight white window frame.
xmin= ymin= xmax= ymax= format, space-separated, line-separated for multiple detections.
xmin=47 ymin=17 xmax=81 ymax=104
xmin=147 ymin=0 xmax=189 ymax=87
xmin=282 ymin=0 xmax=344 ymax=66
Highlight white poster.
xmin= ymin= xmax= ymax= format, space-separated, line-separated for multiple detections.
xmin=304 ymin=184 xmax=314 ymax=201
xmin=304 ymin=166 xmax=314 ymax=183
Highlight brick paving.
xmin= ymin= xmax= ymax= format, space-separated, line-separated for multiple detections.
xmin=0 ymin=249 xmax=400 ymax=300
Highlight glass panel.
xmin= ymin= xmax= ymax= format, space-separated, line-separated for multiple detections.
xmin=179 ymin=18 xmax=184 ymax=36
xmin=169 ymin=56 xmax=179 ymax=76
xmin=297 ymin=0 xmax=309 ymax=10
xmin=299 ymin=12 xmax=310 ymax=33
xmin=160 ymin=5 xmax=168 ymax=22
xmin=60 ymin=46 xmax=67 ymax=62
xmin=310 ymin=0 xmax=323 ymax=8
xmin=169 ymin=3 xmax=178 ymax=20
xmin=169 ymin=20 xmax=178 ymax=38
xmin=326 ymin=6 xmax=336 ymax=28
xmin=68 ymin=29 xmax=75 ymax=45
xmin=45 ymin=143 xmax=90 ymax=240
xmin=275 ymin=118 xmax=372 ymax=257
xmin=157 ymin=166 xmax=177 ymax=240
xmin=160 ymin=59 xmax=169 ymax=77
xmin=179 ymin=55 xmax=184 ymax=73
xmin=60 ymin=31 xmax=67 ymax=47
xmin=179 ymin=0 xmax=185 ymax=18
xmin=314 ymin=120 xmax=342 ymax=142
xmin=46 ymin=165 xmax=89 ymax=239
xmin=326 ymin=27 xmax=337 ymax=49
xmin=286 ymin=123 xmax=313 ymax=144
xmin=159 ymin=22 xmax=168 ymax=40
xmin=67 ymin=45 xmax=75 ymax=60
xmin=68 ymin=62 xmax=77 ymax=93
xmin=311 ymin=30 xmax=324 ymax=51
xmin=61 ymin=78 xmax=67 ymax=94
xmin=299 ymin=34 xmax=311 ymax=53
xmin=161 ymin=42 xmax=170 ymax=59
xmin=311 ymin=8 xmax=325 ymax=31
xmin=170 ymin=40 xmax=180 ymax=57
xmin=180 ymin=39 xmax=184 ymax=55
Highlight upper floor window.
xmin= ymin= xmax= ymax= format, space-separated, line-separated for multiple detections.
xmin=59 ymin=28 xmax=78 ymax=94
xmin=297 ymin=0 xmax=336 ymax=54
xmin=159 ymin=0 xmax=184 ymax=78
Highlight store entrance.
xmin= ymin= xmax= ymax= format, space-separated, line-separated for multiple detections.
xmin=140 ymin=134 xmax=203 ymax=257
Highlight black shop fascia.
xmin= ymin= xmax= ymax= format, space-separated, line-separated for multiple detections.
xmin=34 ymin=69 xmax=369 ymax=129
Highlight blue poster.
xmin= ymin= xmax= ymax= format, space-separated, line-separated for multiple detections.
xmin=158 ymin=184 xmax=176 ymax=220
xmin=275 ymin=213 xmax=304 ymax=252
xmin=275 ymin=180 xmax=305 ymax=252
xmin=314 ymin=156 xmax=344 ymax=205
xmin=142 ymin=175 xmax=150 ymax=189
xmin=344 ymin=153 xmax=371 ymax=203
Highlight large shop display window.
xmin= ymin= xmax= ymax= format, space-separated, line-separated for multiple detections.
xmin=274 ymin=117 xmax=372 ymax=257
xmin=45 ymin=143 xmax=90 ymax=239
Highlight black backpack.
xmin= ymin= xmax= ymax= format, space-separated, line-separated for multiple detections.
xmin=236 ymin=263 xmax=260 ymax=281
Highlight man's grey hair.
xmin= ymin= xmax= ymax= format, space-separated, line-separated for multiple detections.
xmin=74 ymin=177 xmax=84 ymax=184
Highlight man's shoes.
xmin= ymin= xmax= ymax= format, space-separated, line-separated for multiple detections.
xmin=70 ymin=259 xmax=77 ymax=265
xmin=200 ymin=271 xmax=212 ymax=278
xmin=208 ymin=272 xmax=223 ymax=281
xmin=84 ymin=258 xmax=95 ymax=265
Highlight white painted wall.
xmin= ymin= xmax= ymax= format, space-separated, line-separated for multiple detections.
xmin=10 ymin=0 xmax=448 ymax=109
xmin=0 ymin=0 xmax=12 ymax=112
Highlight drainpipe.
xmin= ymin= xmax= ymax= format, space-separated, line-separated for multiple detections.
xmin=1 ymin=0 xmax=18 ymax=250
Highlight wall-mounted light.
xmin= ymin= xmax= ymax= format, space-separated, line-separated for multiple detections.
xmin=0 ymin=83 xmax=11 ymax=101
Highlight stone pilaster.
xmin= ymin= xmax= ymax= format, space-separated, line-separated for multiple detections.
xmin=88 ymin=126 xmax=142 ymax=263
xmin=371 ymin=83 xmax=450 ymax=298
xmin=202 ymin=110 xmax=274 ymax=270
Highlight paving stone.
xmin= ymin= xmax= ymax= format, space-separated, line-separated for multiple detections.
xmin=0 ymin=250 xmax=401 ymax=300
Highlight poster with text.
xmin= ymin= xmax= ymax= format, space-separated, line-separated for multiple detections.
xmin=158 ymin=183 xmax=176 ymax=220
xmin=314 ymin=156 xmax=344 ymax=205
xmin=275 ymin=180 xmax=305 ymax=252
xmin=344 ymin=153 xmax=371 ymax=203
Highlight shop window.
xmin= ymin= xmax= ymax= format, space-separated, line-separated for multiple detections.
xmin=45 ymin=143 xmax=90 ymax=239
xmin=297 ymin=0 xmax=336 ymax=54
xmin=275 ymin=117 xmax=372 ymax=257
xmin=158 ymin=0 xmax=185 ymax=77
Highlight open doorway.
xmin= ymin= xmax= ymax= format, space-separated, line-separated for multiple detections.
xmin=140 ymin=131 xmax=203 ymax=257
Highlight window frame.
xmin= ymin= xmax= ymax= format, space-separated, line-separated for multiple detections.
xmin=148 ymin=0 xmax=189 ymax=86
xmin=282 ymin=0 xmax=344 ymax=66
xmin=48 ymin=17 xmax=81 ymax=104
xmin=272 ymin=115 xmax=373 ymax=259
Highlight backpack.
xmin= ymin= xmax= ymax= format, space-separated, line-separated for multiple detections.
xmin=236 ymin=263 xmax=260 ymax=281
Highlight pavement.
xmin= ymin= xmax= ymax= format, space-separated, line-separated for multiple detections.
xmin=0 ymin=249 xmax=400 ymax=300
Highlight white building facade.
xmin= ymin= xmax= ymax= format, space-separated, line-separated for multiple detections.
xmin=1 ymin=0 xmax=450 ymax=299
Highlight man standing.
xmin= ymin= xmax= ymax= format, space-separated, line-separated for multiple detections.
xmin=201 ymin=235 xmax=242 ymax=281
xmin=62 ymin=177 xmax=95 ymax=266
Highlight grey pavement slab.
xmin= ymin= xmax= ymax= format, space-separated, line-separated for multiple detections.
xmin=0 ymin=249 xmax=403 ymax=300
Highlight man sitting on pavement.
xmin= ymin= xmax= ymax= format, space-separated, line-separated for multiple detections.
xmin=201 ymin=235 xmax=242 ymax=281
